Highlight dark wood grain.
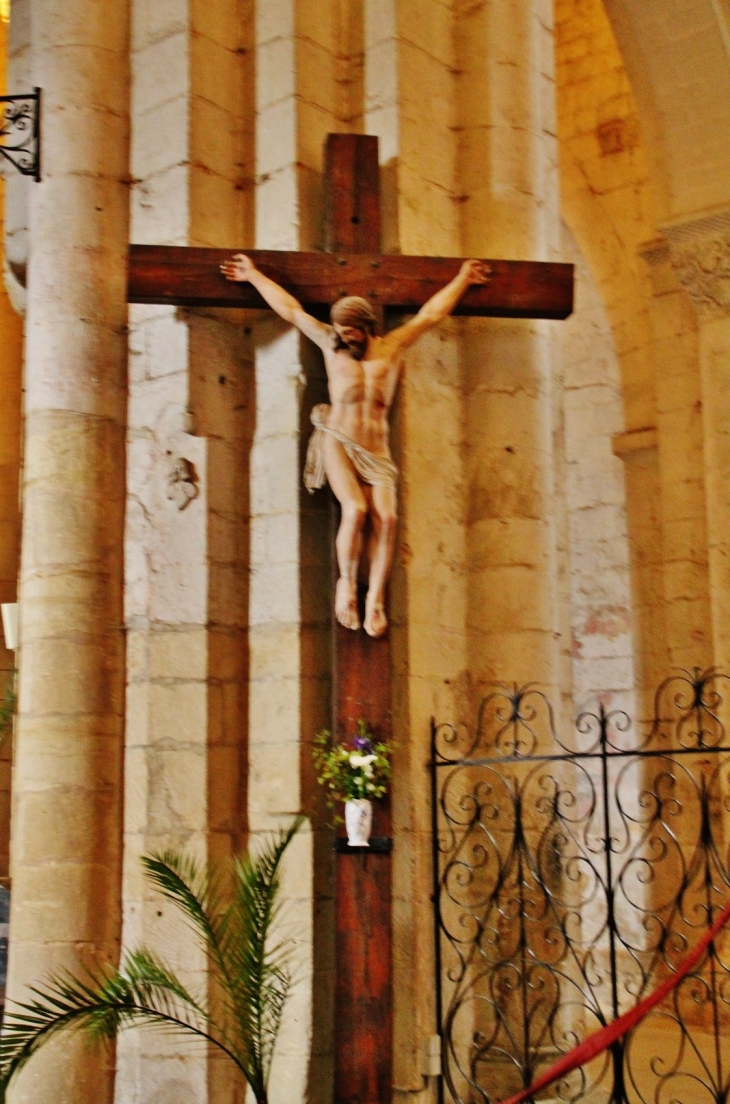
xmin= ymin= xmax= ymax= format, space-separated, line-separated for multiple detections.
xmin=128 ymin=245 xmax=574 ymax=319
xmin=333 ymin=609 xmax=393 ymax=1104
xmin=335 ymin=845 xmax=393 ymax=1104
xmin=327 ymin=136 xmax=394 ymax=1104
xmin=325 ymin=133 xmax=381 ymax=254
xmin=334 ymin=615 xmax=393 ymax=837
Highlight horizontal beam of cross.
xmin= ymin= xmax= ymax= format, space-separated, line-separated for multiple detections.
xmin=128 ymin=245 xmax=574 ymax=320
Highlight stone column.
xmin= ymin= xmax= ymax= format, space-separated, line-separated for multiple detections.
xmin=5 ymin=1 xmax=130 ymax=1101
xmin=611 ymin=426 xmax=669 ymax=711
xmin=364 ymin=3 xmax=466 ymax=1098
xmin=662 ymin=210 xmax=730 ymax=672
xmin=118 ymin=2 xmax=251 ymax=1101
xmin=0 ymin=11 xmax=25 ymax=881
xmin=249 ymin=3 xmax=358 ymax=1100
xmin=561 ymin=229 xmax=636 ymax=713
xmin=638 ymin=238 xmax=712 ymax=675
xmin=3 ymin=0 xmax=30 ymax=307
xmin=457 ymin=0 xmax=562 ymax=696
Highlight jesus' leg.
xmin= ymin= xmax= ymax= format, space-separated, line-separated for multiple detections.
xmin=323 ymin=435 xmax=368 ymax=630
xmin=363 ymin=483 xmax=398 ymax=638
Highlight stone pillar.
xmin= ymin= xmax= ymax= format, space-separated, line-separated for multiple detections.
xmin=249 ymin=3 xmax=357 ymax=1100
xmin=0 ymin=10 xmax=25 ymax=881
xmin=638 ymin=238 xmax=712 ymax=675
xmin=457 ymin=11 xmax=564 ymax=1088
xmin=3 ymin=0 xmax=30 ymax=307
xmin=611 ymin=426 xmax=669 ymax=712
xmin=118 ymin=1 xmax=251 ymax=1101
xmin=364 ymin=4 xmax=465 ymax=1098
xmin=5 ymin=1 xmax=130 ymax=1101
xmin=457 ymin=0 xmax=562 ymax=695
xmin=561 ymin=228 xmax=636 ymax=713
xmin=664 ymin=210 xmax=730 ymax=672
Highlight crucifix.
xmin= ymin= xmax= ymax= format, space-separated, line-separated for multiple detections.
xmin=128 ymin=133 xmax=573 ymax=1104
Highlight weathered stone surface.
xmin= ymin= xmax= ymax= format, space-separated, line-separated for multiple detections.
xmin=5 ymin=3 xmax=130 ymax=1103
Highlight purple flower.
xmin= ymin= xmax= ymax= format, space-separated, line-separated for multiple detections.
xmin=353 ymin=734 xmax=373 ymax=753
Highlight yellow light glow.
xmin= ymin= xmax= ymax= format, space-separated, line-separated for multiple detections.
xmin=0 ymin=0 xmax=8 ymax=23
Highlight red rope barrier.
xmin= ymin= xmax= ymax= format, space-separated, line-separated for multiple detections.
xmin=497 ymin=899 xmax=730 ymax=1104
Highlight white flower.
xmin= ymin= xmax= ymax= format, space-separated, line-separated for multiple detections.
xmin=349 ymin=753 xmax=377 ymax=769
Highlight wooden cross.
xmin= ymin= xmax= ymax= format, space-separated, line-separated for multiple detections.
xmin=127 ymin=133 xmax=573 ymax=1104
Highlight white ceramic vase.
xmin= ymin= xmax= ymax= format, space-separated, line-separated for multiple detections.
xmin=344 ymin=798 xmax=373 ymax=847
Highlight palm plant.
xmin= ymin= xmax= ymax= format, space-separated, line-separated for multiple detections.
xmin=0 ymin=816 xmax=304 ymax=1104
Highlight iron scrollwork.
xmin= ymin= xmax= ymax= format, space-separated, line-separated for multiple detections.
xmin=431 ymin=669 xmax=730 ymax=1104
xmin=0 ymin=89 xmax=40 ymax=181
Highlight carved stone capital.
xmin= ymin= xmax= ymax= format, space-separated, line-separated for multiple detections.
xmin=661 ymin=208 xmax=730 ymax=320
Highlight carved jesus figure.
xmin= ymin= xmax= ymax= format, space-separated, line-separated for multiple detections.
xmin=221 ymin=253 xmax=491 ymax=638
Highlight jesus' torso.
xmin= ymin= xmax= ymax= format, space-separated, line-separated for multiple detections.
xmin=323 ymin=336 xmax=403 ymax=458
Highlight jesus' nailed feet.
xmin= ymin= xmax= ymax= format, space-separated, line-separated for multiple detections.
xmin=334 ymin=575 xmax=388 ymax=639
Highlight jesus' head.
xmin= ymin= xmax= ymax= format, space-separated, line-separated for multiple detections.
xmin=330 ymin=296 xmax=377 ymax=360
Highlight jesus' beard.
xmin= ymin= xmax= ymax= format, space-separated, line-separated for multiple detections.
xmin=332 ymin=332 xmax=368 ymax=361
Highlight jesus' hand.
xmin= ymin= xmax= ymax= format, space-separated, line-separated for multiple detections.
xmin=220 ymin=253 xmax=257 ymax=282
xmin=460 ymin=259 xmax=492 ymax=285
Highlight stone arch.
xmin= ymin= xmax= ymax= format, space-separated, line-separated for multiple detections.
xmin=603 ymin=0 xmax=730 ymax=221
xmin=556 ymin=0 xmax=714 ymax=692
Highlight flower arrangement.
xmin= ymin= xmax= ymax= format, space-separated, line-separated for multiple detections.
xmin=313 ymin=721 xmax=391 ymax=809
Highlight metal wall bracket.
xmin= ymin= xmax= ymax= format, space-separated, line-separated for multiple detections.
xmin=0 ymin=88 xmax=40 ymax=181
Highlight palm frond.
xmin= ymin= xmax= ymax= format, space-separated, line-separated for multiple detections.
xmin=222 ymin=816 xmax=304 ymax=1094
xmin=113 ymin=947 xmax=209 ymax=1028
xmin=0 ymin=949 xmax=231 ymax=1097
xmin=0 ymin=816 xmax=305 ymax=1104
xmin=141 ymin=851 xmax=234 ymax=997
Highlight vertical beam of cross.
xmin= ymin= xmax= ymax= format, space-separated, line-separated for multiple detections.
xmin=325 ymin=133 xmax=394 ymax=1104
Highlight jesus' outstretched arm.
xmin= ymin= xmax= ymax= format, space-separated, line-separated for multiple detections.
xmin=382 ymin=258 xmax=492 ymax=353
xmin=220 ymin=253 xmax=331 ymax=349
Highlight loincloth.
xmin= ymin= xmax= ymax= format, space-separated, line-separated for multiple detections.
xmin=304 ymin=404 xmax=398 ymax=494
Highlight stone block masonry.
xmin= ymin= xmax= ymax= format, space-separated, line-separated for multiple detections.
xmin=5 ymin=2 xmax=130 ymax=1102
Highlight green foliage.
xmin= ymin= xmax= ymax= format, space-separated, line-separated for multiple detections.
xmin=0 ymin=817 xmax=304 ymax=1104
xmin=313 ymin=720 xmax=391 ymax=809
xmin=0 ymin=675 xmax=15 ymax=752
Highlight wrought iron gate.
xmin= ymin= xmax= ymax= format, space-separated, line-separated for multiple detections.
xmin=430 ymin=671 xmax=730 ymax=1104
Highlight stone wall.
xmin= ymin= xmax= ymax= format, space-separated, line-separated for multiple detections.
xmin=6 ymin=0 xmax=130 ymax=1099
xmin=556 ymin=0 xmax=713 ymax=712
xmin=0 ymin=11 xmax=23 ymax=882
xmin=119 ymin=2 xmax=251 ymax=1100
xmin=561 ymin=224 xmax=634 ymax=712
